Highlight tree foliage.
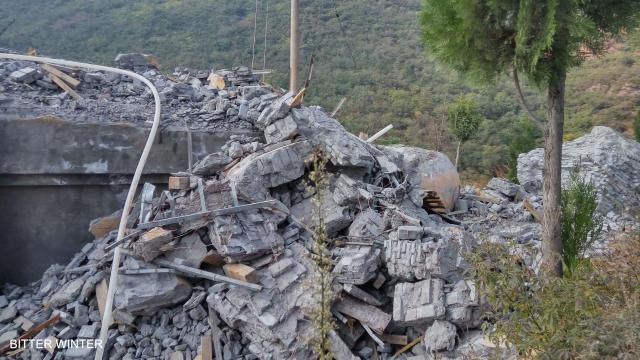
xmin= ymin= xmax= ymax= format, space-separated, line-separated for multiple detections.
xmin=447 ymin=95 xmax=483 ymax=142
xmin=421 ymin=0 xmax=640 ymax=88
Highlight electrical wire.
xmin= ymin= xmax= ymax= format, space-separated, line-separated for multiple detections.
xmin=0 ymin=52 xmax=162 ymax=360
xmin=251 ymin=0 xmax=260 ymax=70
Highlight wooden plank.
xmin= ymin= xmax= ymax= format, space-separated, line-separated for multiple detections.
xmin=200 ymin=335 xmax=213 ymax=360
xmin=152 ymin=257 xmax=262 ymax=291
xmin=223 ymin=264 xmax=258 ymax=283
xmin=41 ymin=64 xmax=80 ymax=88
xmin=0 ymin=314 xmax=61 ymax=354
xmin=95 ymin=279 xmax=109 ymax=319
xmin=48 ymin=73 xmax=82 ymax=100
xmin=379 ymin=334 xmax=408 ymax=345
xmin=392 ymin=335 xmax=423 ymax=357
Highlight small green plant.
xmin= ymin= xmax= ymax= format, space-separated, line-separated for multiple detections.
xmin=447 ymin=95 xmax=483 ymax=168
xmin=307 ymin=147 xmax=335 ymax=359
xmin=560 ymin=167 xmax=603 ymax=275
xmin=506 ymin=118 xmax=540 ymax=182
xmin=467 ymin=231 xmax=640 ymax=358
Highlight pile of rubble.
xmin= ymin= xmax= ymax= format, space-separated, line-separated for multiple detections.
xmin=0 ymin=50 xmax=265 ymax=131
xmin=1 ymin=51 xmax=637 ymax=360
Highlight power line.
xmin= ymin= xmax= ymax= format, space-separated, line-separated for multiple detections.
xmin=262 ymin=0 xmax=270 ymax=80
xmin=251 ymin=0 xmax=260 ymax=70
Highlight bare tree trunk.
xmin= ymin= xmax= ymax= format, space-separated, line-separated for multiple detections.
xmin=542 ymin=72 xmax=566 ymax=278
xmin=455 ymin=140 xmax=461 ymax=168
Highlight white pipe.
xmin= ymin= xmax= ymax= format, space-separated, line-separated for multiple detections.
xmin=0 ymin=53 xmax=162 ymax=360
xmin=366 ymin=124 xmax=393 ymax=143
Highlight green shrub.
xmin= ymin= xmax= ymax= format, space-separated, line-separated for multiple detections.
xmin=468 ymin=232 xmax=640 ymax=359
xmin=560 ymin=167 xmax=603 ymax=275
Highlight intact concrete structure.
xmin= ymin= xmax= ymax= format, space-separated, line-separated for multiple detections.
xmin=0 ymin=116 xmax=256 ymax=284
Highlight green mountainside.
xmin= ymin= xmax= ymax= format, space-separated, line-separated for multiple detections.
xmin=2 ymin=0 xmax=639 ymax=182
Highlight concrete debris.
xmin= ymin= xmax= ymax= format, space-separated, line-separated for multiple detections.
xmin=333 ymin=296 xmax=391 ymax=334
xmin=208 ymin=204 xmax=287 ymax=262
xmin=114 ymin=273 xmax=192 ymax=315
xmin=333 ymin=245 xmax=380 ymax=285
xmin=393 ymin=279 xmax=446 ymax=326
xmin=423 ymin=320 xmax=457 ymax=352
xmin=3 ymin=50 xmax=586 ymax=359
xmin=385 ymin=226 xmax=465 ymax=283
xmin=226 ymin=140 xmax=312 ymax=201
xmin=290 ymin=187 xmax=354 ymax=236
xmin=192 ymin=152 xmax=232 ymax=176
xmin=264 ymin=115 xmax=298 ymax=144
xmin=294 ymin=107 xmax=376 ymax=168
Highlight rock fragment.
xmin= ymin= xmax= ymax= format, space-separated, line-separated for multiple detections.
xmin=114 ymin=273 xmax=192 ymax=315
xmin=393 ymin=279 xmax=446 ymax=326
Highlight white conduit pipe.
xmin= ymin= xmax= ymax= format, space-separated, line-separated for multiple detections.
xmin=0 ymin=53 xmax=162 ymax=360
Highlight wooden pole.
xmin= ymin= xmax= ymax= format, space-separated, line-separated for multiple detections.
xmin=289 ymin=0 xmax=299 ymax=92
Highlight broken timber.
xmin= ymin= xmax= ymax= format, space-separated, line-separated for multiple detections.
xmin=136 ymin=200 xmax=286 ymax=230
xmin=153 ymin=258 xmax=262 ymax=291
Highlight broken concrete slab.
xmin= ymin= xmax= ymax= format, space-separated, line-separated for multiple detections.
xmin=114 ymin=273 xmax=192 ymax=315
xmin=290 ymin=188 xmax=354 ymax=236
xmin=264 ymin=116 xmax=298 ymax=144
xmin=192 ymin=152 xmax=232 ymax=176
xmin=333 ymin=296 xmax=391 ymax=334
xmin=393 ymin=279 xmax=446 ymax=326
xmin=487 ymin=177 xmax=521 ymax=199
xmin=347 ymin=208 xmax=384 ymax=243
xmin=518 ymin=126 xmax=640 ymax=216
xmin=163 ymin=232 xmax=208 ymax=268
xmin=423 ymin=320 xmax=457 ymax=352
xmin=207 ymin=244 xmax=317 ymax=358
xmin=293 ymin=107 xmax=376 ymax=169
xmin=333 ymin=245 xmax=380 ymax=285
xmin=332 ymin=174 xmax=374 ymax=207
xmin=209 ymin=205 xmax=287 ymax=262
xmin=255 ymin=92 xmax=293 ymax=130
xmin=446 ymin=280 xmax=479 ymax=327
xmin=46 ymin=276 xmax=86 ymax=308
xmin=226 ymin=140 xmax=312 ymax=202
xmin=384 ymin=226 xmax=465 ymax=282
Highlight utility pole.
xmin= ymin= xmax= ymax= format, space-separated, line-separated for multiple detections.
xmin=289 ymin=0 xmax=299 ymax=93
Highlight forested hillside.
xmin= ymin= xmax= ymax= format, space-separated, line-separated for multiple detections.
xmin=2 ymin=0 xmax=639 ymax=182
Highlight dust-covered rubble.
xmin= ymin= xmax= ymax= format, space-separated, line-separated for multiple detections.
xmin=2 ymin=51 xmax=637 ymax=360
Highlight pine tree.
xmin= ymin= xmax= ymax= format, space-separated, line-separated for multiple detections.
xmin=421 ymin=0 xmax=640 ymax=277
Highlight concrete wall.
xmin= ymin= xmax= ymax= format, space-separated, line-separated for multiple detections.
xmin=0 ymin=117 xmax=257 ymax=285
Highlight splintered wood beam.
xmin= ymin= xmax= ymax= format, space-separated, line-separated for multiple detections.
xmin=41 ymin=64 xmax=80 ymax=88
xmin=48 ymin=72 xmax=82 ymax=100
xmin=0 ymin=314 xmax=62 ymax=354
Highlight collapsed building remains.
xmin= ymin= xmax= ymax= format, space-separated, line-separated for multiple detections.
xmin=1 ymin=51 xmax=638 ymax=360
